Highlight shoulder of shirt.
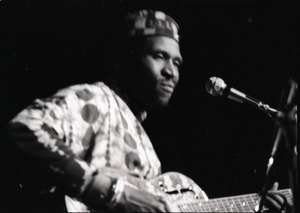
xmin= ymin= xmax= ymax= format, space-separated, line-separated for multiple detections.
xmin=53 ymin=82 xmax=111 ymax=97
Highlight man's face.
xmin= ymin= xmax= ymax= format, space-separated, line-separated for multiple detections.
xmin=129 ymin=36 xmax=182 ymax=110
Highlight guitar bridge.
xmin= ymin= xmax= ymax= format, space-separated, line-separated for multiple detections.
xmin=158 ymin=181 xmax=200 ymax=199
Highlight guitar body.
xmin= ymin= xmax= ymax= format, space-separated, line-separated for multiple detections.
xmin=65 ymin=169 xmax=292 ymax=212
xmin=65 ymin=170 xmax=208 ymax=212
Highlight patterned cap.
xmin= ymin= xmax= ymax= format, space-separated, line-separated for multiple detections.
xmin=123 ymin=10 xmax=180 ymax=42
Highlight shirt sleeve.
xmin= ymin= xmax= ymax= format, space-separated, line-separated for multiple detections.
xmin=7 ymin=85 xmax=110 ymax=204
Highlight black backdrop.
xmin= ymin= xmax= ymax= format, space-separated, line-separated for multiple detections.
xmin=0 ymin=0 xmax=298 ymax=208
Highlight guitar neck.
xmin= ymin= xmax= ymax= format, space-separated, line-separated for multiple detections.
xmin=176 ymin=189 xmax=292 ymax=212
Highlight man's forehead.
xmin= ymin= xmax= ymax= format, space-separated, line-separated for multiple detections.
xmin=144 ymin=36 xmax=182 ymax=60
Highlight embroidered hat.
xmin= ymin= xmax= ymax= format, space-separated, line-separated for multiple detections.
xmin=123 ymin=10 xmax=180 ymax=42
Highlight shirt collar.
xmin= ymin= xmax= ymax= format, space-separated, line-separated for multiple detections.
xmin=105 ymin=79 xmax=147 ymax=123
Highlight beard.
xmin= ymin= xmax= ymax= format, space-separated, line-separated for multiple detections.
xmin=142 ymin=87 xmax=174 ymax=110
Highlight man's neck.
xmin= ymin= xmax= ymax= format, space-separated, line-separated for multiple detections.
xmin=104 ymin=78 xmax=147 ymax=122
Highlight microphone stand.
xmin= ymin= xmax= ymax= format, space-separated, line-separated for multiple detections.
xmin=257 ymin=79 xmax=297 ymax=213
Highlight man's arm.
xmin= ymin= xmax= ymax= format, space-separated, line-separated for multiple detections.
xmin=7 ymin=86 xmax=177 ymax=212
xmin=7 ymin=89 xmax=115 ymax=209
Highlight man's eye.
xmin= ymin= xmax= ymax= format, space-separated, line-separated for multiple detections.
xmin=153 ymin=53 xmax=164 ymax=59
xmin=173 ymin=60 xmax=181 ymax=68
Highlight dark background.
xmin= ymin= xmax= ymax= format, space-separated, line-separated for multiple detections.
xmin=0 ymin=0 xmax=298 ymax=208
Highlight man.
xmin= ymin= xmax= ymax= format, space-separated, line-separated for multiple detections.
xmin=7 ymin=9 xmax=290 ymax=212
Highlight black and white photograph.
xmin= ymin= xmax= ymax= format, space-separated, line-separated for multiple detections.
xmin=0 ymin=0 xmax=298 ymax=212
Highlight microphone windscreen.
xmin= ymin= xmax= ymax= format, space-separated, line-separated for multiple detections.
xmin=205 ymin=77 xmax=227 ymax=96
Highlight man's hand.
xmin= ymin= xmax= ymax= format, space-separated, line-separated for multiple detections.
xmin=109 ymin=177 xmax=179 ymax=212
xmin=262 ymin=182 xmax=292 ymax=213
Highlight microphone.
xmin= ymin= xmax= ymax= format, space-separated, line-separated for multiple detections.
xmin=205 ymin=76 xmax=282 ymax=119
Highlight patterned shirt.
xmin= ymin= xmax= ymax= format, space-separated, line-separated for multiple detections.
xmin=8 ymin=82 xmax=161 ymax=209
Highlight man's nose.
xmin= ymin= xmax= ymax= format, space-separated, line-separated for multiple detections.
xmin=162 ymin=60 xmax=178 ymax=79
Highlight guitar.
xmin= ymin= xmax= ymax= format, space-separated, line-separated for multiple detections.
xmin=65 ymin=170 xmax=293 ymax=212
xmin=175 ymin=188 xmax=292 ymax=212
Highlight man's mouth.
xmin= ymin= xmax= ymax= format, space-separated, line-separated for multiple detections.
xmin=160 ymin=83 xmax=175 ymax=94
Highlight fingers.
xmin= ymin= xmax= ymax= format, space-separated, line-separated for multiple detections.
xmin=117 ymin=185 xmax=175 ymax=212
xmin=262 ymin=182 xmax=290 ymax=212
xmin=165 ymin=202 xmax=180 ymax=212
xmin=271 ymin=181 xmax=279 ymax=191
xmin=265 ymin=194 xmax=283 ymax=210
xmin=265 ymin=192 xmax=288 ymax=211
xmin=156 ymin=196 xmax=180 ymax=212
